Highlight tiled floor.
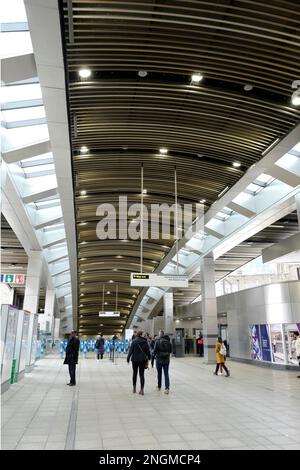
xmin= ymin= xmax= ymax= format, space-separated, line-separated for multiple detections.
xmin=2 ymin=354 xmax=300 ymax=450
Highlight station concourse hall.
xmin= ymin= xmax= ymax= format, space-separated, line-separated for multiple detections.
xmin=1 ymin=0 xmax=300 ymax=455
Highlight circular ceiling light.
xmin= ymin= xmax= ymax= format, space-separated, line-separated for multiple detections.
xmin=79 ymin=68 xmax=91 ymax=78
xmin=80 ymin=190 xmax=87 ymax=196
xmin=138 ymin=70 xmax=148 ymax=77
xmin=233 ymin=162 xmax=241 ymax=168
xmin=200 ymin=199 xmax=206 ymax=203
xmin=159 ymin=147 xmax=168 ymax=154
xmin=191 ymin=73 xmax=203 ymax=83
xmin=106 ymin=291 xmax=110 ymax=294
xmin=143 ymin=188 xmax=147 ymax=194
xmin=244 ymin=84 xmax=253 ymax=91
xmin=80 ymin=146 xmax=88 ymax=154
xmin=291 ymin=91 xmax=300 ymax=106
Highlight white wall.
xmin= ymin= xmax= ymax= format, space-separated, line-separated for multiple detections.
xmin=0 ymin=284 xmax=14 ymax=306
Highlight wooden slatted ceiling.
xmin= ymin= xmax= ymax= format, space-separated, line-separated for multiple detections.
xmin=59 ymin=0 xmax=300 ymax=336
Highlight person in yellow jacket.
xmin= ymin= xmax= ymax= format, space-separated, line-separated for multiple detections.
xmin=214 ymin=337 xmax=230 ymax=377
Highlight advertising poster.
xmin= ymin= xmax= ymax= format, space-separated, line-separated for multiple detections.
xmin=270 ymin=324 xmax=285 ymax=363
xmin=284 ymin=323 xmax=300 ymax=366
xmin=260 ymin=324 xmax=271 ymax=362
xmin=249 ymin=324 xmax=261 ymax=360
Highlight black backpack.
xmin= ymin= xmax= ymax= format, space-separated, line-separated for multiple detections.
xmin=158 ymin=338 xmax=170 ymax=359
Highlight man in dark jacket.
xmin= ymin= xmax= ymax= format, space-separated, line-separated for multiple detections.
xmin=95 ymin=334 xmax=105 ymax=361
xmin=154 ymin=330 xmax=172 ymax=394
xmin=127 ymin=330 xmax=151 ymax=395
xmin=64 ymin=330 xmax=80 ymax=386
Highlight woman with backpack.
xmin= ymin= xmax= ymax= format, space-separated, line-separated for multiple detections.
xmin=214 ymin=336 xmax=230 ymax=377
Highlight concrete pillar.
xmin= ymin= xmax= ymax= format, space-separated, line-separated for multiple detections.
xmin=23 ymin=250 xmax=43 ymax=314
xmin=200 ymin=253 xmax=218 ymax=363
xmin=153 ymin=316 xmax=164 ymax=335
xmin=39 ymin=287 xmax=55 ymax=332
xmin=163 ymin=291 xmax=174 ymax=337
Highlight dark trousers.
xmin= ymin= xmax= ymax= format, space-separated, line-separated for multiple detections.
xmin=97 ymin=352 xmax=103 ymax=360
xmin=68 ymin=362 xmax=76 ymax=384
xmin=215 ymin=363 xmax=229 ymax=375
xmin=132 ymin=361 xmax=145 ymax=390
xmin=156 ymin=361 xmax=170 ymax=389
xmin=151 ymin=354 xmax=155 ymax=368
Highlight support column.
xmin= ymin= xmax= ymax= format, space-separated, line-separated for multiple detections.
xmin=163 ymin=291 xmax=174 ymax=337
xmin=39 ymin=287 xmax=55 ymax=332
xmin=200 ymin=253 xmax=218 ymax=363
xmin=23 ymin=250 xmax=43 ymax=313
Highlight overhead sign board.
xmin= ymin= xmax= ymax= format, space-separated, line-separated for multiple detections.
xmin=131 ymin=273 xmax=188 ymax=288
xmin=0 ymin=274 xmax=25 ymax=284
xmin=99 ymin=311 xmax=120 ymax=317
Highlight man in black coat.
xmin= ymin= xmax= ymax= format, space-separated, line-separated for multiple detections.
xmin=64 ymin=330 xmax=80 ymax=386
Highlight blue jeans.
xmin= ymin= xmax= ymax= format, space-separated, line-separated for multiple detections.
xmin=156 ymin=362 xmax=170 ymax=389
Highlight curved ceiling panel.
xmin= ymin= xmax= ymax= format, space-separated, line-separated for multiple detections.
xmin=59 ymin=0 xmax=300 ymax=336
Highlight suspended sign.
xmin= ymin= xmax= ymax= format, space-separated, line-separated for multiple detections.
xmin=99 ymin=311 xmax=120 ymax=317
xmin=130 ymin=273 xmax=188 ymax=288
xmin=0 ymin=274 xmax=25 ymax=284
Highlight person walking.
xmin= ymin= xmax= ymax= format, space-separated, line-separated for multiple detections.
xmin=294 ymin=332 xmax=300 ymax=378
xmin=197 ymin=334 xmax=204 ymax=357
xmin=154 ymin=330 xmax=172 ymax=394
xmin=214 ymin=336 xmax=230 ymax=377
xmin=150 ymin=335 xmax=158 ymax=368
xmin=95 ymin=333 xmax=105 ymax=361
xmin=64 ymin=330 xmax=80 ymax=386
xmin=127 ymin=330 xmax=150 ymax=395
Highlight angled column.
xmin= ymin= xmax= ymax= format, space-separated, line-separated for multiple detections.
xmin=23 ymin=250 xmax=43 ymax=314
xmin=163 ymin=291 xmax=174 ymax=337
xmin=296 ymin=194 xmax=300 ymax=231
xmin=200 ymin=253 xmax=218 ymax=363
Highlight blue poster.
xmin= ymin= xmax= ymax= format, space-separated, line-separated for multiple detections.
xmin=250 ymin=324 xmax=262 ymax=360
xmin=260 ymin=324 xmax=271 ymax=362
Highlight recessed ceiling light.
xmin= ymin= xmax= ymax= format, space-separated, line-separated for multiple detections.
xmin=244 ymin=84 xmax=253 ymax=91
xmin=81 ymin=293 xmax=84 ymax=296
xmin=143 ymin=189 xmax=147 ymax=194
xmin=79 ymin=222 xmax=87 ymax=225
xmin=200 ymin=199 xmax=206 ymax=203
xmin=80 ymin=146 xmax=89 ymax=154
xmin=104 ymin=302 xmax=108 ymax=305
xmin=80 ymin=190 xmax=87 ymax=196
xmin=291 ymin=92 xmax=300 ymax=106
xmin=233 ymin=162 xmax=241 ymax=168
xmin=80 ymin=258 xmax=86 ymax=261
xmin=81 ymin=271 xmax=85 ymax=273
xmin=116 ymin=255 xmax=123 ymax=258
xmin=79 ymin=68 xmax=91 ymax=78
xmin=138 ymin=70 xmax=147 ymax=77
xmin=159 ymin=147 xmax=168 ymax=154
xmin=80 ymin=241 xmax=87 ymax=245
xmin=106 ymin=291 xmax=110 ymax=294
xmin=80 ymin=304 xmax=83 ymax=307
xmin=109 ymin=280 xmax=114 ymax=283
xmin=191 ymin=73 xmax=203 ymax=83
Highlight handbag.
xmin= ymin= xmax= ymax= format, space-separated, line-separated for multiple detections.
xmin=137 ymin=344 xmax=149 ymax=369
